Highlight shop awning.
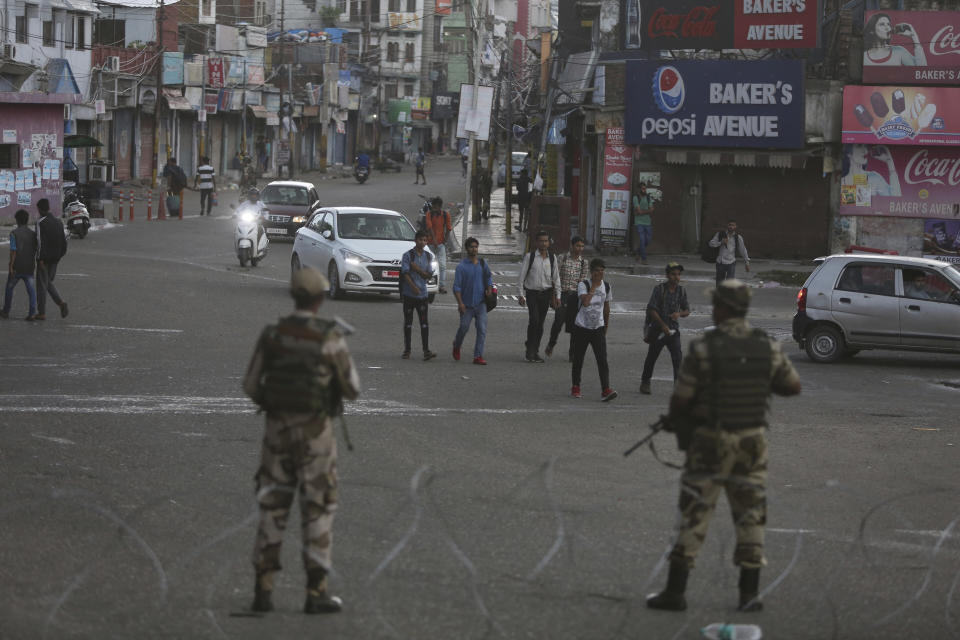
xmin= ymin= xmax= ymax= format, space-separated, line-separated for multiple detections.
xmin=64 ymin=134 xmax=103 ymax=148
xmin=652 ymin=149 xmax=811 ymax=170
xmin=248 ymin=105 xmax=269 ymax=118
xmin=162 ymin=88 xmax=192 ymax=111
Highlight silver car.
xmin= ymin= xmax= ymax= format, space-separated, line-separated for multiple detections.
xmin=792 ymin=254 xmax=960 ymax=362
xmin=291 ymin=207 xmax=438 ymax=301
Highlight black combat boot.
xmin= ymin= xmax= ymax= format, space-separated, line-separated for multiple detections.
xmin=738 ymin=567 xmax=763 ymax=612
xmin=251 ymin=571 xmax=275 ymax=612
xmin=646 ymin=562 xmax=689 ymax=611
xmin=304 ymin=568 xmax=343 ymax=614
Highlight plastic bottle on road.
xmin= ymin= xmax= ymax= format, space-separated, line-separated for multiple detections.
xmin=701 ymin=623 xmax=762 ymax=640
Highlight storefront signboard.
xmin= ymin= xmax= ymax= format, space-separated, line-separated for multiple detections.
xmin=625 ymin=0 xmax=818 ymax=50
xmin=625 ymin=59 xmax=805 ymax=148
xmin=599 ymin=128 xmax=633 ymax=248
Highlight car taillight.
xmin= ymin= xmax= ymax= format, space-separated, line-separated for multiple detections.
xmin=796 ymin=287 xmax=807 ymax=312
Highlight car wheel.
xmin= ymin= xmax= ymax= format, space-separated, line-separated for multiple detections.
xmin=291 ymin=253 xmax=302 ymax=276
xmin=328 ymin=262 xmax=344 ymax=299
xmin=804 ymin=325 xmax=844 ymax=363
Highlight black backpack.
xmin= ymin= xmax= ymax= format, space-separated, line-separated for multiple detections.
xmin=577 ymin=279 xmax=610 ymax=312
xmin=701 ymin=233 xmax=721 ymax=263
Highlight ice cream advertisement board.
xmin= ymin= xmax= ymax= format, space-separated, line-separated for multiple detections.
xmin=842 ymin=85 xmax=960 ymax=146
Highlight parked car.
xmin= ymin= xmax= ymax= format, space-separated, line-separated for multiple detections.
xmin=292 ymin=207 xmax=438 ymax=301
xmin=260 ymin=181 xmax=321 ymax=239
xmin=792 ymin=254 xmax=960 ymax=363
xmin=497 ymin=152 xmax=529 ymax=187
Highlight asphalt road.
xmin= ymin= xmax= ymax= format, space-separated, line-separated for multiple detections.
xmin=1 ymin=158 xmax=958 ymax=640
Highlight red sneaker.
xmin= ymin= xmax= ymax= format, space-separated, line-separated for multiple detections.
xmin=571 ymin=386 xmax=581 ymax=398
xmin=452 ymin=342 xmax=461 ymax=361
xmin=472 ymin=357 xmax=487 ymax=365
xmin=601 ymin=388 xmax=619 ymax=402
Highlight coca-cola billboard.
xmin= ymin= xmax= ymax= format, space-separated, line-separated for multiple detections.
xmin=626 ymin=0 xmax=818 ymax=50
xmin=863 ymin=11 xmax=960 ymax=84
xmin=839 ymin=144 xmax=960 ymax=219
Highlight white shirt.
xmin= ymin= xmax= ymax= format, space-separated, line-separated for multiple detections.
xmin=519 ymin=251 xmax=561 ymax=293
xmin=575 ymin=280 xmax=612 ymax=330
xmin=709 ymin=232 xmax=750 ymax=266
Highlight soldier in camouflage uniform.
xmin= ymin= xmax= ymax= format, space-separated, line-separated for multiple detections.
xmin=647 ymin=279 xmax=801 ymax=613
xmin=243 ymin=266 xmax=360 ymax=614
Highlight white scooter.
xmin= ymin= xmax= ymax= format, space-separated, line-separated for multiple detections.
xmin=232 ymin=196 xmax=269 ymax=267
xmin=62 ymin=183 xmax=91 ymax=239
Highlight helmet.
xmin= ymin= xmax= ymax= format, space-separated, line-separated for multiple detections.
xmin=707 ymin=279 xmax=751 ymax=313
xmin=247 ymin=187 xmax=260 ymax=198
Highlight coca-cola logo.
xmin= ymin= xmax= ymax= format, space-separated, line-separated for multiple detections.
xmin=648 ymin=6 xmax=721 ymax=39
xmin=930 ymin=25 xmax=960 ymax=56
xmin=904 ymin=149 xmax=960 ymax=186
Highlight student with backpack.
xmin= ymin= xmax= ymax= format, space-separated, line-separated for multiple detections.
xmin=571 ymin=258 xmax=617 ymax=401
xmin=707 ymin=219 xmax=750 ymax=286
xmin=517 ymin=230 xmax=561 ymax=363
xmin=639 ymin=262 xmax=690 ymax=395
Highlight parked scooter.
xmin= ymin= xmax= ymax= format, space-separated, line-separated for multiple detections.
xmin=232 ymin=188 xmax=269 ymax=267
xmin=62 ymin=184 xmax=91 ymax=238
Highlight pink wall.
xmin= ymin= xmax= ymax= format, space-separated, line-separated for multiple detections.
xmin=0 ymin=103 xmax=64 ymax=224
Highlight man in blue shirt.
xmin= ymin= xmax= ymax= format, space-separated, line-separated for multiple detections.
xmin=1 ymin=209 xmax=38 ymax=321
xmin=452 ymin=237 xmax=494 ymax=365
xmin=355 ymin=151 xmax=370 ymax=169
xmin=400 ymin=229 xmax=436 ymax=360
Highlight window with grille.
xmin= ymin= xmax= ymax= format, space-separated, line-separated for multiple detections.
xmin=42 ymin=20 xmax=54 ymax=46
xmin=388 ymin=0 xmax=399 ymax=11
xmin=404 ymin=41 xmax=414 ymax=62
xmin=94 ymin=19 xmax=125 ymax=46
xmin=403 ymin=82 xmax=414 ymax=97
xmin=405 ymin=0 xmax=414 ymax=12
xmin=387 ymin=41 xmax=399 ymax=61
xmin=384 ymin=83 xmax=397 ymax=99
xmin=0 ymin=145 xmax=18 ymax=170
xmin=16 ymin=15 xmax=27 ymax=44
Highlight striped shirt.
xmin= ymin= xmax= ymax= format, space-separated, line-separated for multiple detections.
xmin=196 ymin=164 xmax=215 ymax=190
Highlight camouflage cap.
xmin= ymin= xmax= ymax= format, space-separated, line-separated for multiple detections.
xmin=707 ymin=278 xmax=751 ymax=312
xmin=291 ymin=266 xmax=330 ymax=297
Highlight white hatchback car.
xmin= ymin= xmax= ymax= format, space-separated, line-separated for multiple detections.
xmin=292 ymin=207 xmax=438 ymax=301
xmin=793 ymin=254 xmax=960 ymax=362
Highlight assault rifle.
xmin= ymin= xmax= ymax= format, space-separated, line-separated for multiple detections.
xmin=623 ymin=413 xmax=695 ymax=460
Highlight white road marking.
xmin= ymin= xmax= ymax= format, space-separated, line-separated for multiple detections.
xmin=0 ymin=395 xmax=642 ymax=415
xmin=68 ymin=325 xmax=184 ymax=333
xmin=31 ymin=434 xmax=76 ymax=445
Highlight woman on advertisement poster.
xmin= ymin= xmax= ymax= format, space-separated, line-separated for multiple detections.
xmin=842 ymin=144 xmax=902 ymax=199
xmin=864 ymin=13 xmax=927 ymax=67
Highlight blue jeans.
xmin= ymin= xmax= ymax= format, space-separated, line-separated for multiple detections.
xmin=3 ymin=273 xmax=38 ymax=316
xmin=716 ymin=262 xmax=737 ymax=287
xmin=430 ymin=243 xmax=447 ymax=289
xmin=454 ymin=303 xmax=487 ymax=358
xmin=635 ymin=224 xmax=652 ymax=260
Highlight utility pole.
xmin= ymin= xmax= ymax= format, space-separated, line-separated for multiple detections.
xmin=151 ymin=0 xmax=165 ymax=189
xmin=503 ymin=33 xmax=512 ymax=232
xmin=461 ymin=0 xmax=478 ymax=248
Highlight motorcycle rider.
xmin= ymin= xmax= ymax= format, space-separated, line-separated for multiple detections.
xmin=243 ymin=187 xmax=264 ymax=214
xmin=355 ymin=150 xmax=370 ymax=171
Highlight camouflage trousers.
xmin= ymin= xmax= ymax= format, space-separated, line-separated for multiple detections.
xmin=252 ymin=412 xmax=338 ymax=575
xmin=668 ymin=426 xmax=767 ymax=570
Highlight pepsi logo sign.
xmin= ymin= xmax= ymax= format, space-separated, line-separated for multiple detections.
xmin=653 ymin=66 xmax=685 ymax=114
